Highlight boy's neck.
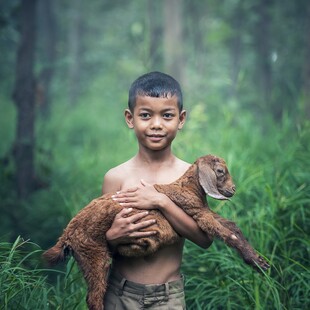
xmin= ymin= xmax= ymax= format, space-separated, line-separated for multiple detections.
xmin=135 ymin=147 xmax=176 ymax=167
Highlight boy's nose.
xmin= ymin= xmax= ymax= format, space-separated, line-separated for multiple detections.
xmin=150 ymin=117 xmax=162 ymax=129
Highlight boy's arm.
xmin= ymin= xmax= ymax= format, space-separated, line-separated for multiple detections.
xmin=112 ymin=181 xmax=213 ymax=249
xmin=102 ymin=172 xmax=157 ymax=248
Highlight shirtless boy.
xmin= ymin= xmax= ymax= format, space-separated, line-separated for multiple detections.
xmin=102 ymin=72 xmax=212 ymax=309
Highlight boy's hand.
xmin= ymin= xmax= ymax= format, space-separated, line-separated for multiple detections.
xmin=106 ymin=207 xmax=157 ymax=247
xmin=111 ymin=180 xmax=168 ymax=210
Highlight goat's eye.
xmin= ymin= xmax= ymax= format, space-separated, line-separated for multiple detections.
xmin=216 ymin=168 xmax=224 ymax=175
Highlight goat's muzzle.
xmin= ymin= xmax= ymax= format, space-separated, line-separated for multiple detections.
xmin=219 ymin=185 xmax=236 ymax=198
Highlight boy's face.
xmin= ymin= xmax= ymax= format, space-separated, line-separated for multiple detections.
xmin=125 ymin=95 xmax=186 ymax=151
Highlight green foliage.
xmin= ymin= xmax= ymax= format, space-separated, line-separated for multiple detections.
xmin=0 ymin=237 xmax=87 ymax=309
xmin=0 ymin=237 xmax=46 ymax=309
xmin=180 ymin=109 xmax=310 ymax=309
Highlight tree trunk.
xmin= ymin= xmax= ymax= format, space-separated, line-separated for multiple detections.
xmin=303 ymin=1 xmax=310 ymax=119
xmin=12 ymin=0 xmax=37 ymax=198
xmin=68 ymin=0 xmax=83 ymax=106
xmin=184 ymin=1 xmax=208 ymax=75
xmin=253 ymin=0 xmax=273 ymax=116
xmin=37 ymin=0 xmax=57 ymax=118
xmin=148 ymin=0 xmax=163 ymax=70
xmin=163 ymin=0 xmax=184 ymax=84
xmin=228 ymin=2 xmax=244 ymax=100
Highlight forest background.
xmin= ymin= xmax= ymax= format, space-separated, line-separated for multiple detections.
xmin=0 ymin=0 xmax=309 ymax=309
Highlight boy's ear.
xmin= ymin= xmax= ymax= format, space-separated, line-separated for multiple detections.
xmin=124 ymin=109 xmax=134 ymax=128
xmin=178 ymin=110 xmax=186 ymax=130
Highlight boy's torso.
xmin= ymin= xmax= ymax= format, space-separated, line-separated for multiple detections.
xmin=111 ymin=155 xmax=190 ymax=284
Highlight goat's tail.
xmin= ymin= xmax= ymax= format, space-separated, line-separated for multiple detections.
xmin=42 ymin=242 xmax=71 ymax=266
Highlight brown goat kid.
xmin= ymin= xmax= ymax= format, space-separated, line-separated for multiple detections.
xmin=43 ymin=155 xmax=269 ymax=310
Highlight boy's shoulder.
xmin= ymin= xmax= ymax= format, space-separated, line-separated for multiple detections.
xmin=106 ymin=158 xmax=135 ymax=175
xmin=174 ymin=157 xmax=191 ymax=170
xmin=102 ymin=158 xmax=136 ymax=193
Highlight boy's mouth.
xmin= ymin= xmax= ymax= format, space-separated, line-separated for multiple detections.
xmin=147 ymin=134 xmax=165 ymax=142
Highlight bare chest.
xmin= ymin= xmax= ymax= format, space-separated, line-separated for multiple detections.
xmin=120 ymin=169 xmax=183 ymax=190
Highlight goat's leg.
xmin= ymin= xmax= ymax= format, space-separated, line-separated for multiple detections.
xmin=194 ymin=212 xmax=235 ymax=242
xmin=212 ymin=212 xmax=248 ymax=243
xmin=212 ymin=213 xmax=270 ymax=271
xmin=74 ymin=247 xmax=111 ymax=310
xmin=195 ymin=212 xmax=269 ymax=271
xmin=218 ymin=225 xmax=270 ymax=271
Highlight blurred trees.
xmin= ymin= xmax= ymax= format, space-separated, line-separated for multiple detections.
xmin=163 ymin=0 xmax=184 ymax=84
xmin=37 ymin=0 xmax=56 ymax=117
xmin=4 ymin=0 xmax=308 ymax=127
xmin=253 ymin=0 xmax=273 ymax=115
xmin=147 ymin=0 xmax=163 ymax=69
xmin=12 ymin=0 xmax=37 ymax=198
xmin=67 ymin=0 xmax=83 ymax=106
xmin=0 ymin=0 xmax=308 ymax=227
xmin=0 ymin=0 xmax=309 ymax=234
xmin=303 ymin=0 xmax=310 ymax=118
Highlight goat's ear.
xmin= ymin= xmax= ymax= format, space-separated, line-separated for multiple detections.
xmin=198 ymin=163 xmax=228 ymax=200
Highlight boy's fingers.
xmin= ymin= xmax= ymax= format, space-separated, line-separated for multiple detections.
xmin=134 ymin=219 xmax=157 ymax=229
xmin=130 ymin=230 xmax=157 ymax=238
xmin=114 ymin=207 xmax=136 ymax=219
xmin=112 ymin=193 xmax=137 ymax=203
xmin=127 ymin=211 xmax=150 ymax=223
xmin=116 ymin=207 xmax=133 ymax=217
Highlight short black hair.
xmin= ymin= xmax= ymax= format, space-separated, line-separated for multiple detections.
xmin=128 ymin=71 xmax=183 ymax=112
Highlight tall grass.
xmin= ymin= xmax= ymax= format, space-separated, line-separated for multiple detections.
xmin=0 ymin=237 xmax=87 ymax=309
xmin=0 ymin=237 xmax=50 ymax=309
xmin=180 ymin=108 xmax=310 ymax=309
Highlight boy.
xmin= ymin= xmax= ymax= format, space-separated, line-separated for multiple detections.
xmin=102 ymin=72 xmax=212 ymax=309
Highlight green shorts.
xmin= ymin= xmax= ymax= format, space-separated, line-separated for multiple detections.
xmin=104 ymin=270 xmax=186 ymax=309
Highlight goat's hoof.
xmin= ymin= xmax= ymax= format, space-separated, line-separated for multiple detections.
xmin=257 ymin=256 xmax=270 ymax=272
xmin=244 ymin=252 xmax=270 ymax=273
xmin=251 ymin=256 xmax=270 ymax=273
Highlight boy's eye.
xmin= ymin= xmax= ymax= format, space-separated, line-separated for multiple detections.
xmin=139 ymin=113 xmax=150 ymax=119
xmin=163 ymin=113 xmax=174 ymax=119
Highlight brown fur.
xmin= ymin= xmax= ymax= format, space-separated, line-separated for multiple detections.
xmin=43 ymin=155 xmax=269 ymax=310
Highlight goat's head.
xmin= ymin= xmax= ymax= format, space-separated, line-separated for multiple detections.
xmin=197 ymin=155 xmax=236 ymax=200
